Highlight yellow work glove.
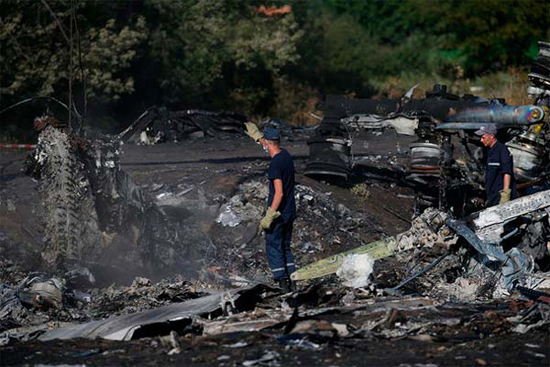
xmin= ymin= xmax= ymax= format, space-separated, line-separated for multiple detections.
xmin=244 ymin=122 xmax=263 ymax=143
xmin=259 ymin=208 xmax=281 ymax=231
xmin=499 ymin=189 xmax=511 ymax=204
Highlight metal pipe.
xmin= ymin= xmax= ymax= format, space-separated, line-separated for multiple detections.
xmin=441 ymin=105 xmax=545 ymax=127
xmin=386 ymin=253 xmax=449 ymax=293
xmin=436 ymin=122 xmax=537 ymax=130
xmin=499 ymin=228 xmax=519 ymax=243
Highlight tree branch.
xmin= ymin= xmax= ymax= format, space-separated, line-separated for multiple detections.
xmin=40 ymin=0 xmax=71 ymax=47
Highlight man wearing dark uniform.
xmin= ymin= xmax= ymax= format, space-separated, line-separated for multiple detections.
xmin=244 ymin=124 xmax=296 ymax=292
xmin=475 ymin=124 xmax=518 ymax=207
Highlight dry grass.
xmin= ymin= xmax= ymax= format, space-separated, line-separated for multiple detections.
xmin=372 ymin=67 xmax=532 ymax=105
xmin=470 ymin=68 xmax=531 ymax=105
xmin=351 ymin=183 xmax=371 ymax=202
xmin=272 ymin=78 xmax=322 ymax=127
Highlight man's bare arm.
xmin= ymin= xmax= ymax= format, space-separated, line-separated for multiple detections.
xmin=503 ymin=174 xmax=511 ymax=190
xmin=270 ymin=179 xmax=284 ymax=211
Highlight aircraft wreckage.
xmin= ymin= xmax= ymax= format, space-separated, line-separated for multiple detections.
xmin=1 ymin=43 xmax=550 ymax=365
xmin=295 ymin=41 xmax=550 ymax=295
xmin=306 ymin=42 xmax=550 ymax=212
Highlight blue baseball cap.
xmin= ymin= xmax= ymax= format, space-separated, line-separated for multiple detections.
xmin=474 ymin=123 xmax=497 ymax=136
xmin=263 ymin=128 xmax=280 ymax=140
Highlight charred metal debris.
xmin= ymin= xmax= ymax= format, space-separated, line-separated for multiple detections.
xmin=307 ymin=42 xmax=550 ymax=216
xmin=1 ymin=44 xmax=550 ymax=365
xmin=1 ymin=259 xmax=549 ymax=366
xmin=299 ymin=42 xmax=550 ymax=299
xmin=118 ymin=107 xmax=250 ymax=144
xmin=24 ymin=116 xmax=221 ymax=277
xmin=117 ymin=106 xmax=314 ymax=145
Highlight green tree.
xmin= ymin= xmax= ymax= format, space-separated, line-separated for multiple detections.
xmin=144 ymin=0 xmax=303 ymax=113
xmin=0 ymin=1 xmax=147 ymax=103
xmin=423 ymin=0 xmax=550 ymax=74
xmin=323 ymin=0 xmax=550 ymax=77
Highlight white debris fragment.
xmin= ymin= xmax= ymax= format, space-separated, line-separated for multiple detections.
xmin=331 ymin=322 xmax=350 ymax=337
xmin=29 ymin=278 xmax=64 ymax=309
xmin=242 ymin=351 xmax=279 ymax=366
xmin=336 ymin=253 xmax=374 ymax=288
xmin=387 ymin=116 xmax=418 ymax=136
xmin=530 ymin=277 xmax=550 ymax=290
xmin=7 ymin=200 xmax=15 ymax=212
xmin=225 ymin=341 xmax=249 ymax=348
xmin=433 ymin=277 xmax=482 ymax=301
xmin=139 ymin=131 xmax=151 ymax=145
xmin=176 ymin=187 xmax=195 ymax=196
xmin=525 ymin=351 xmax=546 ymax=359
xmin=216 ymin=205 xmax=241 ymax=227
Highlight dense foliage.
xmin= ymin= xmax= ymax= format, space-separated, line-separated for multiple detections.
xmin=0 ymin=0 xmax=548 ymax=137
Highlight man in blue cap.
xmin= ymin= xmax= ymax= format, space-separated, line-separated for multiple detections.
xmin=244 ymin=123 xmax=296 ymax=292
xmin=475 ymin=123 xmax=518 ymax=206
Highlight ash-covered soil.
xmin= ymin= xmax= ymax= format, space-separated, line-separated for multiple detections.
xmin=1 ymin=131 xmax=549 ymax=366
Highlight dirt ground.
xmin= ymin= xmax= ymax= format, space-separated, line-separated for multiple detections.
xmin=1 ymin=131 xmax=549 ymax=366
xmin=2 ymin=327 xmax=548 ymax=366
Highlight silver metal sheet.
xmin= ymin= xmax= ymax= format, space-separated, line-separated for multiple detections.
xmin=39 ymin=285 xmax=265 ymax=341
xmin=472 ymin=189 xmax=550 ymax=229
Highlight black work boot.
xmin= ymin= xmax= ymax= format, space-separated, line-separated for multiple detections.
xmin=277 ymin=278 xmax=292 ymax=293
xmin=289 ymin=279 xmax=296 ymax=292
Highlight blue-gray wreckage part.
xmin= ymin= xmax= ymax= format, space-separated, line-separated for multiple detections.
xmin=443 ymin=105 xmax=545 ymax=124
xmin=446 ymin=219 xmax=530 ymax=291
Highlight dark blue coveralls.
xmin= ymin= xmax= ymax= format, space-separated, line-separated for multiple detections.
xmin=485 ymin=141 xmax=518 ymax=207
xmin=266 ymin=148 xmax=296 ymax=280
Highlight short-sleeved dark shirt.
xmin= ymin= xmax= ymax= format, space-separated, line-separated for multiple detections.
xmin=485 ymin=141 xmax=518 ymax=206
xmin=267 ymin=148 xmax=296 ymax=220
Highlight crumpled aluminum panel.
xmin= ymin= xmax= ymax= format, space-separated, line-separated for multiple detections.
xmin=39 ymin=285 xmax=266 ymax=341
xmin=471 ymin=189 xmax=550 ymax=230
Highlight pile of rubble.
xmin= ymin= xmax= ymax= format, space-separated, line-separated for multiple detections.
xmin=2 ymin=180 xmax=550 ymax=365
xmin=208 ymin=178 xmax=380 ymax=284
xmin=0 ymin=260 xmax=203 ymax=344
xmin=2 ymin=260 xmax=549 ymax=365
xmin=26 ymin=121 xmax=233 ymax=281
